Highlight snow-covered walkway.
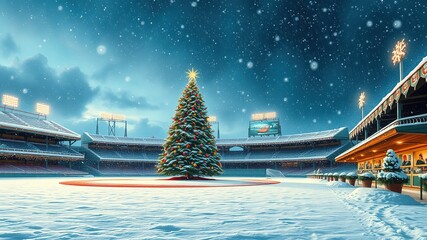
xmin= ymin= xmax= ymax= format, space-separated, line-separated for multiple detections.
xmin=0 ymin=177 xmax=426 ymax=239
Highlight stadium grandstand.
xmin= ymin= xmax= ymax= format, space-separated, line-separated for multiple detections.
xmin=81 ymin=127 xmax=355 ymax=177
xmin=0 ymin=95 xmax=87 ymax=176
xmin=336 ymin=57 xmax=427 ymax=189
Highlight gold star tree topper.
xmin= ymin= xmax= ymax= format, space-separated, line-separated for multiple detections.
xmin=186 ymin=68 xmax=199 ymax=81
xmin=392 ymin=39 xmax=406 ymax=65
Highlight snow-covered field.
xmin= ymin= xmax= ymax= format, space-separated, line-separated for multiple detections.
xmin=1 ymin=177 xmax=426 ymax=240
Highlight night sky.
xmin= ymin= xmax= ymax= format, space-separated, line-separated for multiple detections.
xmin=1 ymin=0 xmax=426 ymax=139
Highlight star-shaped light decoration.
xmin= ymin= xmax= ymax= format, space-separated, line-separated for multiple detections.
xmin=186 ymin=68 xmax=199 ymax=81
xmin=392 ymin=39 xmax=406 ymax=65
xmin=358 ymin=92 xmax=366 ymax=109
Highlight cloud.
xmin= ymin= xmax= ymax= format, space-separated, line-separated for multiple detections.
xmin=130 ymin=118 xmax=167 ymax=138
xmin=104 ymin=90 xmax=158 ymax=110
xmin=92 ymin=62 xmax=122 ymax=81
xmin=0 ymin=54 xmax=98 ymax=117
xmin=0 ymin=34 xmax=18 ymax=57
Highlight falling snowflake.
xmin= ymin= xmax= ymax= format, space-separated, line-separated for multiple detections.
xmin=366 ymin=20 xmax=373 ymax=27
xmin=283 ymin=77 xmax=289 ymax=83
xmin=310 ymin=61 xmax=318 ymax=70
xmin=313 ymin=119 xmax=317 ymax=123
xmin=22 ymin=88 xmax=28 ymax=94
xmin=337 ymin=110 xmax=342 ymax=115
xmin=241 ymin=108 xmax=246 ymax=113
xmin=238 ymin=58 xmax=243 ymax=63
xmin=96 ymin=45 xmax=107 ymax=55
xmin=393 ymin=20 xmax=402 ymax=29
xmin=283 ymin=97 xmax=288 ymax=102
xmin=191 ymin=2 xmax=197 ymax=7
xmin=328 ymin=120 xmax=332 ymax=124
xmin=125 ymin=76 xmax=131 ymax=82
xmin=274 ymin=35 xmax=280 ymax=41
xmin=247 ymin=61 xmax=254 ymax=69
xmin=58 ymin=5 xmax=63 ymax=11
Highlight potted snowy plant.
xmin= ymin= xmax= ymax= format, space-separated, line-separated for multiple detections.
xmin=323 ymin=173 xmax=328 ymax=180
xmin=358 ymin=172 xmax=376 ymax=188
xmin=377 ymin=149 xmax=409 ymax=193
xmin=327 ymin=173 xmax=333 ymax=181
xmin=333 ymin=172 xmax=339 ymax=181
xmin=339 ymin=172 xmax=347 ymax=182
xmin=346 ymin=172 xmax=358 ymax=186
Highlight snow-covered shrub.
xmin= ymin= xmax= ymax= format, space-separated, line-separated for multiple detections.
xmin=346 ymin=172 xmax=358 ymax=179
xmin=333 ymin=172 xmax=339 ymax=177
xmin=420 ymin=174 xmax=427 ymax=180
xmin=377 ymin=171 xmax=408 ymax=184
xmin=339 ymin=172 xmax=347 ymax=178
xmin=377 ymin=149 xmax=408 ymax=184
xmin=358 ymin=172 xmax=376 ymax=181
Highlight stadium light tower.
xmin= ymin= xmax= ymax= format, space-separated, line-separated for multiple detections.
xmin=2 ymin=94 xmax=19 ymax=109
xmin=208 ymin=116 xmax=220 ymax=139
xmin=36 ymin=103 xmax=50 ymax=119
xmin=392 ymin=39 xmax=406 ymax=82
xmin=392 ymin=39 xmax=406 ymax=119
xmin=358 ymin=92 xmax=366 ymax=119
xmin=96 ymin=112 xmax=128 ymax=137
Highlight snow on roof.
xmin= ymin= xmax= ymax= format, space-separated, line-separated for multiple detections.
xmin=350 ymin=56 xmax=427 ymax=137
xmin=83 ymin=127 xmax=348 ymax=147
xmin=0 ymin=110 xmax=80 ymax=140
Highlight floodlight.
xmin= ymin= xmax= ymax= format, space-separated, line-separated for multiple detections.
xmin=264 ymin=112 xmax=277 ymax=119
xmin=112 ymin=114 xmax=126 ymax=121
xmin=251 ymin=112 xmax=277 ymax=120
xmin=100 ymin=112 xmax=126 ymax=121
xmin=251 ymin=113 xmax=264 ymax=121
xmin=207 ymin=116 xmax=217 ymax=122
xmin=358 ymin=92 xmax=366 ymax=109
xmin=392 ymin=39 xmax=406 ymax=65
xmin=2 ymin=94 xmax=19 ymax=108
xmin=100 ymin=112 xmax=113 ymax=120
xmin=36 ymin=103 xmax=50 ymax=115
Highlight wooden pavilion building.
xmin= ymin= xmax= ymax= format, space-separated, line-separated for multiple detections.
xmin=336 ymin=57 xmax=427 ymax=188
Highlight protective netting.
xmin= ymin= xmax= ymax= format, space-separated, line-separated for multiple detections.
xmin=266 ymin=168 xmax=285 ymax=178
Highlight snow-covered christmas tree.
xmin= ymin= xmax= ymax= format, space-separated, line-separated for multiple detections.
xmin=377 ymin=149 xmax=408 ymax=186
xmin=157 ymin=69 xmax=223 ymax=179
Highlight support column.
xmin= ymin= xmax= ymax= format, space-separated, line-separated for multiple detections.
xmin=124 ymin=121 xmax=128 ymax=137
xmin=217 ymin=122 xmax=220 ymax=139
xmin=96 ymin=118 xmax=99 ymax=134
xmin=376 ymin=118 xmax=381 ymax=131
xmin=397 ymin=102 xmax=402 ymax=119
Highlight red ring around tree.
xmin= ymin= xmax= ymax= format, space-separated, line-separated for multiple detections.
xmin=59 ymin=178 xmax=280 ymax=188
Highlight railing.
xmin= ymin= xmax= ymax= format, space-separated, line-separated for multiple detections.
xmin=350 ymin=114 xmax=427 ymax=138
xmin=398 ymin=113 xmax=427 ymax=125
xmin=342 ymin=114 xmax=427 ymax=158
xmin=0 ymin=146 xmax=83 ymax=157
